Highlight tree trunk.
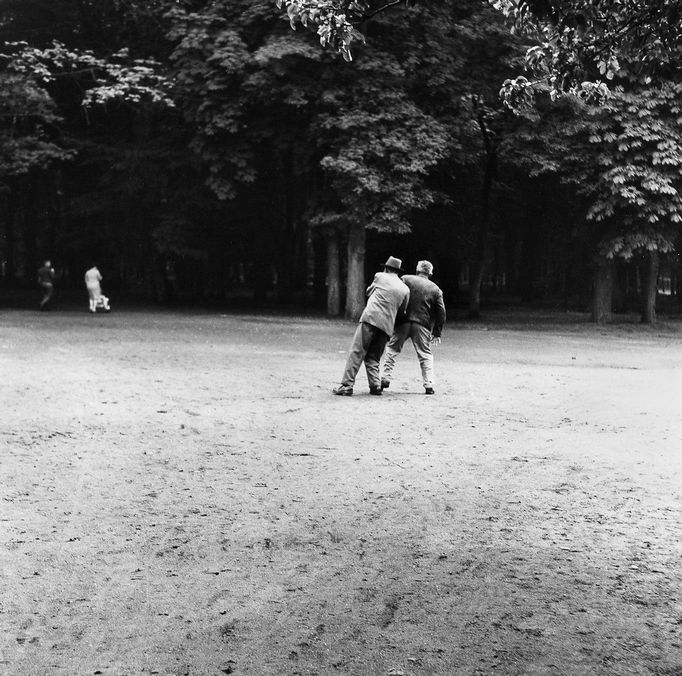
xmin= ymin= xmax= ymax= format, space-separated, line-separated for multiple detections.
xmin=468 ymin=105 xmax=497 ymax=319
xmin=640 ymin=250 xmax=659 ymax=324
xmin=47 ymin=169 xmax=64 ymax=259
xmin=0 ymin=184 xmax=12 ymax=285
xmin=591 ymin=257 xmax=614 ymax=324
xmin=345 ymin=221 xmax=366 ymax=321
xmin=519 ymin=225 xmax=539 ymax=303
xmin=468 ymin=155 xmax=495 ymax=319
xmin=148 ymin=255 xmax=166 ymax=303
xmin=326 ymin=229 xmax=341 ymax=317
xmin=468 ymin=260 xmax=485 ymax=319
xmin=612 ymin=260 xmax=626 ymax=313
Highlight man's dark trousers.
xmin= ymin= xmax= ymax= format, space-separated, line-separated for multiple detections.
xmin=340 ymin=322 xmax=389 ymax=390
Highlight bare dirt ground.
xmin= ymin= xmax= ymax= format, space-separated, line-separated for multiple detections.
xmin=1 ymin=308 xmax=681 ymax=676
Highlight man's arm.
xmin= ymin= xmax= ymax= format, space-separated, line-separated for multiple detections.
xmin=432 ymin=290 xmax=446 ymax=338
xmin=365 ymin=273 xmax=379 ymax=297
xmin=399 ymin=288 xmax=410 ymax=315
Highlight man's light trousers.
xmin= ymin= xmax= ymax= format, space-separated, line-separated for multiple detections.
xmin=382 ymin=322 xmax=434 ymax=388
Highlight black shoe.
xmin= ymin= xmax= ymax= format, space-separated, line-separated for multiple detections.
xmin=380 ymin=379 xmax=390 ymax=389
xmin=333 ymin=386 xmax=353 ymax=396
xmin=424 ymin=387 xmax=435 ymax=395
xmin=369 ymin=386 xmax=383 ymax=396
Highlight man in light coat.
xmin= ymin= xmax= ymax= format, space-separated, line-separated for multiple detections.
xmin=84 ymin=265 xmax=103 ymax=313
xmin=381 ymin=259 xmax=445 ymax=394
xmin=333 ymin=256 xmax=409 ymax=396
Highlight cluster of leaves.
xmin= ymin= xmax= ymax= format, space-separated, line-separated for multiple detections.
xmin=168 ymin=0 xmax=454 ymax=235
xmin=0 ymin=37 xmax=174 ymax=183
xmin=166 ymin=4 xmax=285 ymax=200
xmin=494 ymin=0 xmax=681 ymax=110
xmin=316 ymin=93 xmax=448 ymax=231
xmin=583 ymin=83 xmax=682 ymax=258
xmin=274 ymin=0 xmax=424 ymax=61
xmin=494 ymin=1 xmax=680 ymax=78
xmin=275 ymin=0 xmax=682 ymax=265
xmin=275 ymin=0 xmax=369 ymax=61
xmin=0 ymin=53 xmax=70 ymax=177
xmin=275 ymin=1 xmax=681 ymax=104
xmin=507 ymin=79 xmax=682 ymax=260
xmin=274 ymin=0 xmax=682 ymax=253
xmin=0 ymin=0 xmax=204 ymax=284
xmin=1 ymin=41 xmax=174 ymax=107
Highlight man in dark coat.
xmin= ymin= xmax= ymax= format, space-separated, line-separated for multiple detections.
xmin=333 ymin=256 xmax=409 ymax=396
xmin=381 ymin=260 xmax=445 ymax=394
xmin=37 ymin=260 xmax=55 ymax=310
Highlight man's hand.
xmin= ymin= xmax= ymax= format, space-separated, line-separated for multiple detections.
xmin=431 ymin=336 xmax=441 ymax=346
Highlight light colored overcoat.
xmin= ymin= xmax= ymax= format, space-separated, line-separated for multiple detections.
xmin=359 ymin=271 xmax=410 ymax=336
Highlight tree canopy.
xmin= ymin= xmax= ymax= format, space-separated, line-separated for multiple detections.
xmin=0 ymin=0 xmax=680 ymax=323
xmin=276 ymin=0 xmax=681 ymax=96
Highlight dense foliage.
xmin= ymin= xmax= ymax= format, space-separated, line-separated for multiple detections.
xmin=0 ymin=0 xmax=680 ymax=322
xmin=277 ymin=1 xmax=681 ymax=86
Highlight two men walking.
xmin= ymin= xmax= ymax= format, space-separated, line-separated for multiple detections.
xmin=333 ymin=256 xmax=445 ymax=396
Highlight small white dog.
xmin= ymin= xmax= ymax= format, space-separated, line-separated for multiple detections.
xmin=94 ymin=294 xmax=111 ymax=312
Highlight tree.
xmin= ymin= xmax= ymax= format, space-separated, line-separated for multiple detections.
xmin=0 ymin=65 xmax=73 ymax=280
xmin=278 ymin=0 xmax=534 ymax=317
xmin=0 ymin=3 xmax=175 ymax=289
xmin=167 ymin=1 xmax=328 ymax=303
xmin=504 ymin=77 xmax=682 ymax=323
xmin=583 ymin=83 xmax=682 ymax=323
xmin=168 ymin=0 xmax=454 ymax=317
xmin=276 ymin=1 xmax=680 ymax=91
xmin=494 ymin=1 xmax=680 ymax=93
xmin=313 ymin=90 xmax=448 ymax=317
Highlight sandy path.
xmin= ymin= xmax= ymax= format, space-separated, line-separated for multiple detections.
xmin=1 ymin=310 xmax=681 ymax=675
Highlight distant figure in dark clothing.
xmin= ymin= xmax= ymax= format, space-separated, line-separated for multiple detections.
xmin=37 ymin=260 xmax=55 ymax=310
xmin=381 ymin=260 xmax=446 ymax=395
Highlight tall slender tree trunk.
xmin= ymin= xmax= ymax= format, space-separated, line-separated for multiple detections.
xmin=640 ymin=250 xmax=659 ymax=324
xmin=612 ymin=262 xmax=628 ymax=313
xmin=468 ymin=259 xmax=485 ymax=319
xmin=326 ymin=229 xmax=341 ymax=317
xmin=47 ymin=169 xmax=63 ymax=259
xmin=305 ymin=224 xmax=316 ymax=304
xmin=468 ymin=153 xmax=495 ymax=319
xmin=345 ymin=221 xmax=365 ymax=320
xmin=0 ymin=184 xmax=12 ymax=285
xmin=519 ymin=197 xmax=543 ymax=303
xmin=469 ymin=99 xmax=497 ymax=319
xmin=591 ymin=257 xmax=614 ymax=324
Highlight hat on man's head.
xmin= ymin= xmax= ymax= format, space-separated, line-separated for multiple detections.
xmin=416 ymin=260 xmax=433 ymax=276
xmin=383 ymin=255 xmax=403 ymax=271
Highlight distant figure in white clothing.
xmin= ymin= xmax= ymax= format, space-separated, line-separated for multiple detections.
xmin=84 ymin=265 xmax=103 ymax=313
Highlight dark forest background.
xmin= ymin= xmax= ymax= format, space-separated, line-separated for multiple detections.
xmin=1 ymin=0 xmax=680 ymax=322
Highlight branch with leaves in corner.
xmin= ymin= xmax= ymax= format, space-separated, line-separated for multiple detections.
xmin=275 ymin=0 xmax=681 ymax=101
xmin=275 ymin=0 xmax=418 ymax=62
